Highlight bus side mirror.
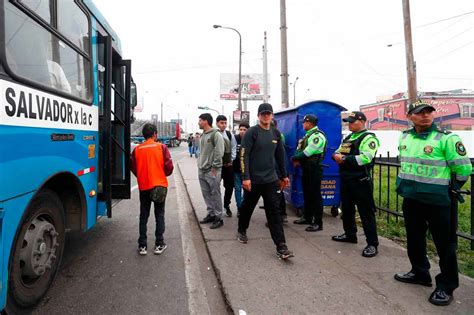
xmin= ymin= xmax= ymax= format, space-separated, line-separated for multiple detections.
xmin=130 ymin=82 xmax=137 ymax=108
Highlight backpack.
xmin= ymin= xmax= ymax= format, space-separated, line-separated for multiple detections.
xmin=222 ymin=130 xmax=233 ymax=164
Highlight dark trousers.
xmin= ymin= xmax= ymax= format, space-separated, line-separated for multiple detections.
xmin=280 ymin=190 xmax=287 ymax=217
xmin=340 ymin=178 xmax=379 ymax=247
xmin=138 ymin=190 xmax=165 ymax=247
xmin=238 ymin=181 xmax=286 ymax=247
xmin=221 ymin=165 xmax=234 ymax=208
xmin=302 ymin=162 xmax=323 ymax=225
xmin=402 ymin=198 xmax=458 ymax=293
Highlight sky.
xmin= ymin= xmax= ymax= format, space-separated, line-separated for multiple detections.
xmin=93 ymin=0 xmax=474 ymax=132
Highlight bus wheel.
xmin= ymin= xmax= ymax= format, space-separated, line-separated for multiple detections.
xmin=7 ymin=189 xmax=65 ymax=308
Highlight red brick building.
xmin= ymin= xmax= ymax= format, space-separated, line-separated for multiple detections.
xmin=359 ymin=90 xmax=474 ymax=131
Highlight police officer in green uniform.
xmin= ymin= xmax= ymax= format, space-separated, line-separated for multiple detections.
xmin=292 ymin=114 xmax=327 ymax=232
xmin=394 ymin=100 xmax=472 ymax=306
xmin=332 ymin=111 xmax=380 ymax=258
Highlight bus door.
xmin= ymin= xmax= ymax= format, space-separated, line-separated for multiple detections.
xmin=97 ymin=34 xmax=132 ymax=217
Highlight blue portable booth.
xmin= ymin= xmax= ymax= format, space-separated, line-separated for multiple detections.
xmin=274 ymin=100 xmax=347 ymax=216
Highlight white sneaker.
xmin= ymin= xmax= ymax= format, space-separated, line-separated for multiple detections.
xmin=154 ymin=244 xmax=167 ymax=255
xmin=138 ymin=246 xmax=147 ymax=256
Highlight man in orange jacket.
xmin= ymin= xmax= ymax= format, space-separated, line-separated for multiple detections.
xmin=131 ymin=123 xmax=174 ymax=256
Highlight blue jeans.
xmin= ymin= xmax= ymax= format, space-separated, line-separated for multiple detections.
xmin=234 ymin=172 xmax=243 ymax=209
xmin=188 ymin=146 xmax=194 ymax=156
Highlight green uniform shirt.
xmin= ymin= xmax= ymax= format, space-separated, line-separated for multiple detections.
xmin=396 ymin=123 xmax=472 ymax=205
xmin=336 ymin=130 xmax=379 ymax=167
xmin=293 ymin=126 xmax=326 ymax=161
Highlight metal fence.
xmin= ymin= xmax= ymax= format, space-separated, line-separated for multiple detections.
xmin=373 ymin=154 xmax=474 ymax=250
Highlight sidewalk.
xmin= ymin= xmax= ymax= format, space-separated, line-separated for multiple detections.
xmin=178 ymin=158 xmax=474 ymax=314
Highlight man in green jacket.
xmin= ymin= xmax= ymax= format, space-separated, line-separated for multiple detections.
xmin=332 ymin=111 xmax=380 ymax=258
xmin=292 ymin=114 xmax=327 ymax=232
xmin=394 ymin=100 xmax=472 ymax=306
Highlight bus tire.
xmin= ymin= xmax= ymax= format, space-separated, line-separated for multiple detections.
xmin=7 ymin=189 xmax=65 ymax=309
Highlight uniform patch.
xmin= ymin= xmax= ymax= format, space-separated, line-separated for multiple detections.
xmin=423 ymin=145 xmax=433 ymax=154
xmin=456 ymin=141 xmax=466 ymax=156
xmin=368 ymin=141 xmax=376 ymax=149
xmin=400 ymin=145 xmax=407 ymax=150
xmin=313 ymin=137 xmax=319 ymax=144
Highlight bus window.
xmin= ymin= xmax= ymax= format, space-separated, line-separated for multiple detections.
xmin=4 ymin=1 xmax=92 ymax=102
xmin=57 ymin=2 xmax=90 ymax=53
xmin=20 ymin=0 xmax=52 ymax=24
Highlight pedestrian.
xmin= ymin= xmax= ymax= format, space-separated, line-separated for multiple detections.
xmin=263 ymin=119 xmax=289 ymax=225
xmin=331 ymin=111 xmax=380 ymax=258
xmin=197 ymin=113 xmax=225 ymax=229
xmin=233 ymin=122 xmax=250 ymax=217
xmin=187 ymin=133 xmax=194 ymax=157
xmin=193 ymin=132 xmax=201 ymax=158
xmin=237 ymin=103 xmax=294 ymax=259
xmin=393 ymin=100 xmax=472 ymax=306
xmin=131 ymin=123 xmax=174 ymax=256
xmin=291 ymin=114 xmax=327 ymax=232
xmin=216 ymin=115 xmax=237 ymax=217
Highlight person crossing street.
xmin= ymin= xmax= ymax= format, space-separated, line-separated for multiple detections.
xmin=331 ymin=111 xmax=380 ymax=258
xmin=291 ymin=114 xmax=327 ymax=232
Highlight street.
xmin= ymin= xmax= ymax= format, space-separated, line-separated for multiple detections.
xmin=33 ymin=146 xmax=228 ymax=315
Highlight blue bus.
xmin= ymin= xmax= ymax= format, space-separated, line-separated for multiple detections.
xmin=0 ymin=1 xmax=135 ymax=311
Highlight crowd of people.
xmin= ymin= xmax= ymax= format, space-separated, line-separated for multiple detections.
xmin=131 ymin=100 xmax=471 ymax=306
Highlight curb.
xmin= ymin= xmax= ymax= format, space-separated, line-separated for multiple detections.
xmin=177 ymin=162 xmax=235 ymax=314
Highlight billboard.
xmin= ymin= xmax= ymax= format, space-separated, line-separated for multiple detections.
xmin=220 ymin=73 xmax=269 ymax=101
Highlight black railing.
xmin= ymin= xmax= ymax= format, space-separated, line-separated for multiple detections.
xmin=373 ymin=154 xmax=474 ymax=250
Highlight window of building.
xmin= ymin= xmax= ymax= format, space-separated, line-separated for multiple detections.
xmin=4 ymin=1 xmax=91 ymax=102
xmin=460 ymin=103 xmax=474 ymax=118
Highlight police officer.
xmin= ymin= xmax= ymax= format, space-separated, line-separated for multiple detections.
xmin=394 ymin=100 xmax=472 ymax=306
xmin=292 ymin=114 xmax=327 ymax=232
xmin=332 ymin=111 xmax=379 ymax=258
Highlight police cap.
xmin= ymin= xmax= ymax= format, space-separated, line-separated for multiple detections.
xmin=343 ymin=111 xmax=367 ymax=123
xmin=303 ymin=114 xmax=318 ymax=125
xmin=407 ymin=99 xmax=435 ymax=114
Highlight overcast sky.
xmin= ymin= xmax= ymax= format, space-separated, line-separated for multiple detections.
xmin=94 ymin=0 xmax=473 ymax=131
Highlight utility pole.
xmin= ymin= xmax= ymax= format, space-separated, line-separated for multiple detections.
xmin=280 ymin=0 xmax=289 ymax=109
xmin=402 ymin=0 xmax=417 ymax=104
xmin=263 ymin=31 xmax=269 ymax=103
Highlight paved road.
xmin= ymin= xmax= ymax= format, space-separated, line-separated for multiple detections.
xmin=32 ymin=146 xmax=228 ymax=315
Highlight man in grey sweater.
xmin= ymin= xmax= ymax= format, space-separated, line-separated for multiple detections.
xmin=197 ymin=113 xmax=225 ymax=229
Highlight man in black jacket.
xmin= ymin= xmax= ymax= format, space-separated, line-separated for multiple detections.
xmin=237 ymin=103 xmax=294 ymax=259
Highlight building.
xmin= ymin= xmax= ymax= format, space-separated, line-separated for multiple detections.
xmin=359 ymin=90 xmax=474 ymax=131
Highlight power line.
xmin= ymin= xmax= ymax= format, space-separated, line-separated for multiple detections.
xmin=419 ymin=27 xmax=473 ymax=56
xmin=426 ymin=40 xmax=474 ymax=63
xmin=416 ymin=10 xmax=474 ymax=29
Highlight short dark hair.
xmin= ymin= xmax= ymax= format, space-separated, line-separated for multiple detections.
xmin=142 ymin=123 xmax=157 ymax=139
xmin=216 ymin=115 xmax=227 ymax=122
xmin=239 ymin=122 xmax=250 ymax=129
xmin=199 ymin=113 xmax=213 ymax=126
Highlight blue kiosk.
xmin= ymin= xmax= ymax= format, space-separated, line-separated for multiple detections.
xmin=274 ymin=100 xmax=347 ymax=216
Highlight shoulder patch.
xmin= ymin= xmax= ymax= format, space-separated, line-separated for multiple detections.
xmin=313 ymin=137 xmax=320 ymax=144
xmin=456 ymin=141 xmax=467 ymax=156
xmin=368 ymin=141 xmax=376 ymax=149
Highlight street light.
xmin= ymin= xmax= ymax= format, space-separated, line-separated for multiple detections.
xmin=292 ymin=76 xmax=299 ymax=107
xmin=198 ymin=106 xmax=220 ymax=115
xmin=213 ymin=24 xmax=242 ymax=112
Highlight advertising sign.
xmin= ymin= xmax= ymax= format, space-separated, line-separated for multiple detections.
xmin=220 ymin=73 xmax=269 ymax=101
